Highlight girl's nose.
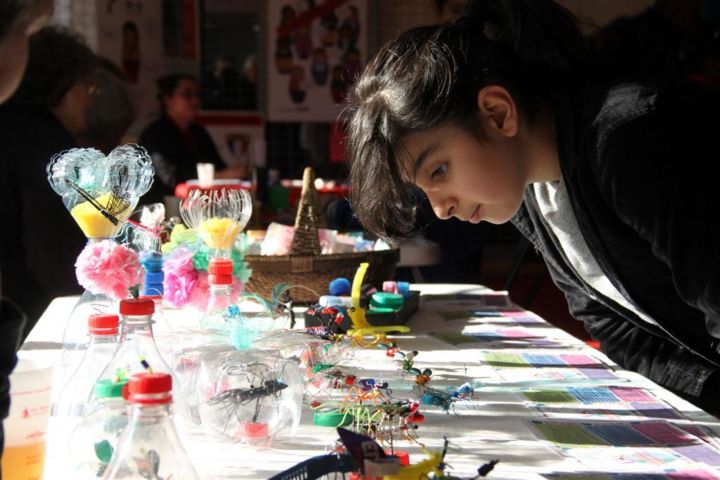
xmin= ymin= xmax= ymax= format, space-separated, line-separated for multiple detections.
xmin=431 ymin=195 xmax=456 ymax=220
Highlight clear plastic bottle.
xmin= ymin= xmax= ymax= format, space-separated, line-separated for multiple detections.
xmin=68 ymin=379 xmax=128 ymax=478
xmin=89 ymin=298 xmax=175 ymax=410
xmin=201 ymin=258 xmax=234 ymax=332
xmin=60 ymin=290 xmax=116 ymax=394
xmin=55 ymin=313 xmax=120 ymax=418
xmin=103 ymin=373 xmax=198 ymax=479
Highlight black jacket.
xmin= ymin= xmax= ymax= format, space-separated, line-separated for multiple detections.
xmin=0 ymin=106 xmax=85 ymax=337
xmin=0 ymin=298 xmax=25 ymax=458
xmin=512 ymin=78 xmax=720 ymax=410
xmin=138 ymin=114 xmax=225 ymax=205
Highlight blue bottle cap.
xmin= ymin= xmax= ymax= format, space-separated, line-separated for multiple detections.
xmin=142 ymin=284 xmax=164 ymax=296
xmin=397 ymin=281 xmax=411 ymax=298
xmin=144 ymin=271 xmax=164 ymax=284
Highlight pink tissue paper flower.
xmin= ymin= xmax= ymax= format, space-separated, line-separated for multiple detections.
xmin=75 ymin=240 xmax=143 ymax=300
xmin=163 ymin=247 xmax=199 ymax=308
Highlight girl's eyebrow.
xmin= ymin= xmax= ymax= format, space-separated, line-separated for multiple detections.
xmin=413 ymin=141 xmax=441 ymax=177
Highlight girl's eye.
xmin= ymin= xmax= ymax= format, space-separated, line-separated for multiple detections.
xmin=431 ymin=163 xmax=448 ymax=179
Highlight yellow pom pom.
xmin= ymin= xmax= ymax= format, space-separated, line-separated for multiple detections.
xmin=199 ymin=217 xmax=241 ymax=250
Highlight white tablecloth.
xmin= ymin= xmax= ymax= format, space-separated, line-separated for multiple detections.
xmin=21 ymin=284 xmax=720 ymax=479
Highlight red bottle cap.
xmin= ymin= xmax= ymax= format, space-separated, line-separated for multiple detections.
xmin=128 ymin=373 xmax=172 ymax=404
xmin=209 ymin=274 xmax=233 ymax=285
xmin=208 ymin=258 xmax=233 ymax=275
xmin=88 ymin=314 xmax=119 ymax=335
xmin=119 ymin=298 xmax=155 ymax=316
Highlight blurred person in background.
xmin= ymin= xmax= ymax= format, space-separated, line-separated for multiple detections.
xmin=0 ymin=0 xmax=53 ymax=463
xmin=139 ymin=74 xmax=248 ymax=205
xmin=0 ymin=25 xmax=97 ymax=339
xmin=77 ymin=56 xmax=134 ymax=154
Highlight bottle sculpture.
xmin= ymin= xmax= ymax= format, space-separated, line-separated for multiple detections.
xmin=103 ymin=373 xmax=198 ymax=479
xmin=46 ymin=145 xmax=154 ymax=379
xmin=179 ymin=188 xmax=252 ymax=332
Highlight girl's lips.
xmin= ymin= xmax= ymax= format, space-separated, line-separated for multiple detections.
xmin=469 ymin=205 xmax=482 ymax=224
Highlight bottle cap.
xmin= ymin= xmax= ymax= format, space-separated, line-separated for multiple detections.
xmin=94 ymin=378 xmax=128 ymax=398
xmin=370 ymin=292 xmax=404 ymax=310
xmin=144 ymin=271 xmax=164 ymax=284
xmin=88 ymin=313 xmax=119 ymax=335
xmin=209 ymin=258 xmax=233 ymax=275
xmin=128 ymin=373 xmax=172 ymax=405
xmin=142 ymin=285 xmax=164 ymax=296
xmin=209 ymin=274 xmax=233 ymax=285
xmin=382 ymin=281 xmax=398 ymax=294
xmin=397 ymin=281 xmax=411 ymax=298
xmin=328 ymin=277 xmax=351 ymax=296
xmin=120 ymin=298 xmax=155 ymax=316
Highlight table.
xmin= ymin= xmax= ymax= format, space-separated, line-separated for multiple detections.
xmin=23 ymin=284 xmax=720 ymax=479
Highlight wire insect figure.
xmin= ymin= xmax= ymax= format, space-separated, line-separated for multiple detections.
xmin=207 ymin=362 xmax=288 ymax=436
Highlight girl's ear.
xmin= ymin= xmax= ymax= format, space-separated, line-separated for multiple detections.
xmin=476 ymin=85 xmax=518 ymax=138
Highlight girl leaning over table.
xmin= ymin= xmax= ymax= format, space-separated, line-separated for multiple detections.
xmin=346 ymin=0 xmax=720 ymax=414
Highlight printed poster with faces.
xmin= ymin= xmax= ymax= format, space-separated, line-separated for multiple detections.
xmin=267 ymin=0 xmax=367 ymax=121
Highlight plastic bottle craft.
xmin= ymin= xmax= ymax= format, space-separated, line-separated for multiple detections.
xmin=54 ymin=313 xmax=120 ymax=418
xmin=88 ymin=298 xmax=179 ymax=415
xmin=103 ymin=373 xmax=199 ymax=480
xmin=46 ymin=145 xmax=153 ymax=377
xmin=67 ymin=378 xmax=128 ymax=478
xmin=197 ymin=348 xmax=302 ymax=445
xmin=180 ymin=188 xmax=252 ymax=332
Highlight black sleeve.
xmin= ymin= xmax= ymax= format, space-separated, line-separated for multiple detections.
xmin=195 ymin=124 xmax=225 ymax=169
xmin=545 ymin=258 xmax=720 ymax=410
xmin=0 ymin=298 xmax=25 ymax=456
xmin=596 ymin=82 xmax=720 ymax=338
xmin=139 ymin=127 xmax=180 ymax=190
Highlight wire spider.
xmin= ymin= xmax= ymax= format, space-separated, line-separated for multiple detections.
xmin=207 ymin=362 xmax=288 ymax=437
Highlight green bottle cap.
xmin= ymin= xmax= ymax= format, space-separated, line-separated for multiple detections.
xmin=370 ymin=292 xmax=404 ymax=310
xmin=313 ymin=410 xmax=353 ymax=427
xmin=94 ymin=379 xmax=128 ymax=399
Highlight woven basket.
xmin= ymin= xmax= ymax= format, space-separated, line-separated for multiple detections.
xmin=244 ymin=167 xmax=400 ymax=302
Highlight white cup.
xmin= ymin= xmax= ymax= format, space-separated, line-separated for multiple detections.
xmin=196 ymin=163 xmax=215 ymax=188
xmin=2 ymin=354 xmax=53 ymax=480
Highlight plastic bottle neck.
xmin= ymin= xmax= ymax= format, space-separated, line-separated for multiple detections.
xmin=119 ymin=314 xmax=156 ymax=339
xmin=209 ymin=284 xmax=232 ymax=295
xmin=88 ymin=333 xmax=119 ymax=344
xmin=129 ymin=401 xmax=172 ymax=419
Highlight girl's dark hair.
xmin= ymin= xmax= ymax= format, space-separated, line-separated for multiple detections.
xmin=347 ymin=0 xmax=589 ymax=240
xmin=9 ymin=26 xmax=97 ymax=108
xmin=155 ymin=73 xmax=197 ymax=108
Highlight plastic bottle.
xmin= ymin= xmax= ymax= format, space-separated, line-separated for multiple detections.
xmin=55 ymin=313 xmax=120 ymax=418
xmin=68 ymin=379 xmax=128 ymax=478
xmin=103 ymin=373 xmax=198 ymax=479
xmin=59 ymin=291 xmax=116 ymax=396
xmin=201 ymin=258 xmax=234 ymax=332
xmin=89 ymin=298 xmax=175 ymax=410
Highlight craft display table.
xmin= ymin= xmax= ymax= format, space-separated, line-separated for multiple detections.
xmin=23 ymin=284 xmax=720 ymax=479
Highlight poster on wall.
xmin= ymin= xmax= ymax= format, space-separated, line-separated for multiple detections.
xmin=95 ymin=0 xmax=165 ymax=136
xmin=267 ymin=0 xmax=367 ymax=122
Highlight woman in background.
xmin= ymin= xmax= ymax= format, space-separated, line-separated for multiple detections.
xmin=0 ymin=26 xmax=97 ymax=337
xmin=139 ymin=74 xmax=247 ymax=205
